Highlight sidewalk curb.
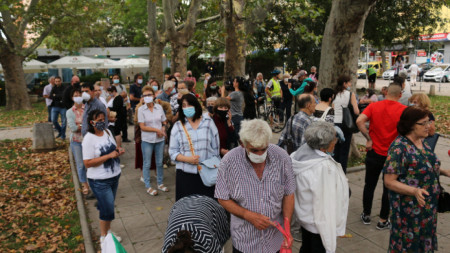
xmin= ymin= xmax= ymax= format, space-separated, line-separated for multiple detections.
xmin=68 ymin=147 xmax=96 ymax=253
xmin=347 ymin=165 xmax=365 ymax=174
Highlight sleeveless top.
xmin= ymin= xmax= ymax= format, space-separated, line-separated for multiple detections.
xmin=333 ymin=90 xmax=350 ymax=124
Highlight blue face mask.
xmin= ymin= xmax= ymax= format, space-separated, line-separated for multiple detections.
xmin=183 ymin=107 xmax=196 ymax=118
xmin=346 ymin=87 xmax=351 ymax=91
xmin=94 ymin=121 xmax=107 ymax=131
xmin=326 ymin=151 xmax=334 ymax=156
xmin=152 ymin=86 xmax=158 ymax=91
xmin=171 ymin=88 xmax=176 ymax=94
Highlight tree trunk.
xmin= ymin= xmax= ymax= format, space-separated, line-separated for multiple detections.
xmin=149 ymin=41 xmax=165 ymax=84
xmin=318 ymin=0 xmax=377 ymax=90
xmin=0 ymin=51 xmax=32 ymax=110
xmin=349 ymin=136 xmax=361 ymax=159
xmin=223 ymin=0 xmax=246 ymax=79
xmin=170 ymin=42 xmax=188 ymax=79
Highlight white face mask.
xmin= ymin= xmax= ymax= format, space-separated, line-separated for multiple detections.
xmin=284 ymin=78 xmax=289 ymax=82
xmin=73 ymin=97 xmax=83 ymax=105
xmin=82 ymin=92 xmax=91 ymax=101
xmin=137 ymin=79 xmax=143 ymax=84
xmin=144 ymin=96 xmax=154 ymax=104
xmin=247 ymin=149 xmax=268 ymax=164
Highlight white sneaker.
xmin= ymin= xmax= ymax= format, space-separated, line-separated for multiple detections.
xmin=140 ymin=176 xmax=145 ymax=183
xmin=120 ymin=164 xmax=125 ymax=168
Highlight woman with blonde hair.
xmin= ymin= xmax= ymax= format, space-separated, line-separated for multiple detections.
xmin=408 ymin=93 xmax=438 ymax=151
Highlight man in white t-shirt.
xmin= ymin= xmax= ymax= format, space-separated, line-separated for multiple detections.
xmin=408 ymin=63 xmax=419 ymax=86
xmin=43 ymin=76 xmax=55 ymax=122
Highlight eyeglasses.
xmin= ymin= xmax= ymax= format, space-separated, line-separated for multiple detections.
xmin=94 ymin=89 xmax=101 ymax=92
xmin=142 ymin=94 xmax=153 ymax=97
xmin=416 ymin=120 xmax=432 ymax=126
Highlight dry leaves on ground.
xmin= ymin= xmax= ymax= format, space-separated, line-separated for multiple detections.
xmin=0 ymin=139 xmax=84 ymax=252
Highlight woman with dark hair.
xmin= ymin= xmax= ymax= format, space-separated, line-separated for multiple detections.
xmin=221 ymin=77 xmax=244 ymax=140
xmin=383 ymin=106 xmax=450 ymax=253
xmin=162 ymin=195 xmax=230 ymax=253
xmin=82 ymin=109 xmax=125 ymax=244
xmin=203 ymin=77 xmax=221 ymax=101
xmin=241 ymin=79 xmax=257 ymax=120
xmin=169 ymin=94 xmax=220 ymax=200
xmin=303 ymin=80 xmax=319 ymax=104
xmin=314 ymin=88 xmax=335 ymax=123
xmin=332 ymin=74 xmax=359 ymax=173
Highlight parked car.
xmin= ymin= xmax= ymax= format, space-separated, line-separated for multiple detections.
xmin=423 ymin=64 xmax=450 ymax=82
xmin=418 ymin=62 xmax=436 ymax=80
xmin=358 ymin=61 xmax=389 ymax=79
xmin=382 ymin=67 xmax=395 ymax=80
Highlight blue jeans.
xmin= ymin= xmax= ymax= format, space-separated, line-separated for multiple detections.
xmin=51 ymin=106 xmax=67 ymax=139
xmin=47 ymin=105 xmax=53 ymax=122
xmin=70 ymin=141 xmax=86 ymax=183
xmin=141 ymin=140 xmax=165 ymax=188
xmin=88 ymin=174 xmax=120 ymax=221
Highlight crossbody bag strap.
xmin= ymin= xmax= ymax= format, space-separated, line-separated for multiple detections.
xmin=320 ymin=107 xmax=332 ymax=121
xmin=347 ymin=92 xmax=352 ymax=107
xmin=181 ymin=122 xmax=202 ymax=171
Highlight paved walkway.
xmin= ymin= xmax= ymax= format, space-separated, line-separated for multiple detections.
xmin=356 ymin=78 xmax=450 ymax=96
xmin=1 ymin=124 xmax=450 ymax=252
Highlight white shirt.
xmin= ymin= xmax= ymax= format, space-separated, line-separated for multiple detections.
xmin=99 ymin=96 xmax=107 ymax=108
xmin=333 ymin=90 xmax=351 ymax=124
xmin=409 ymin=64 xmax=419 ymax=75
xmin=138 ymin=103 xmax=166 ymax=143
xmin=82 ymin=130 xmax=121 ymax=180
xmin=43 ymin=84 xmax=53 ymax=106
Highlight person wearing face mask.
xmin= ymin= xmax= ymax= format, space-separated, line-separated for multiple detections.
xmin=215 ymin=119 xmax=295 ymax=253
xmin=138 ymin=86 xmax=169 ymax=196
xmin=211 ymin=98 xmax=234 ymax=157
xmin=291 ymin=121 xmax=349 ymax=253
xmin=129 ymin=73 xmax=143 ymax=112
xmin=66 ymin=89 xmax=93 ymax=199
xmin=205 ymin=96 xmax=217 ymax=117
xmin=111 ymin=74 xmax=126 ymax=95
xmin=156 ymin=80 xmax=175 ymax=102
xmin=184 ymin=70 xmax=197 ymax=90
xmin=81 ymin=83 xmax=108 ymax=136
xmin=169 ymin=94 xmax=220 ymax=201
xmin=82 ymin=109 xmax=125 ymax=246
xmin=106 ymin=86 xmax=126 ymax=148
xmin=280 ymin=73 xmax=293 ymax=122
xmin=203 ymin=77 xmax=221 ymax=103
xmin=332 ymin=75 xmax=359 ymax=174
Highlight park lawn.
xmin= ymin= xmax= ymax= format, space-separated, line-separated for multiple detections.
xmin=430 ymin=95 xmax=450 ymax=136
xmin=0 ymin=102 xmax=48 ymax=128
xmin=0 ymin=139 xmax=84 ymax=252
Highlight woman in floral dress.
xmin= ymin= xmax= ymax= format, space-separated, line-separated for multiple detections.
xmin=384 ymin=106 xmax=450 ymax=252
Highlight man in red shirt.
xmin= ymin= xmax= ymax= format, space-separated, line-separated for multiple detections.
xmin=356 ymin=82 xmax=406 ymax=230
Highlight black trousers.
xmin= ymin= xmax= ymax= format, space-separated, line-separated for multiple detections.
xmin=299 ymin=227 xmax=325 ymax=253
xmin=333 ymin=123 xmax=353 ymax=174
xmin=233 ymin=246 xmax=279 ymax=253
xmin=280 ymin=99 xmax=292 ymax=122
xmin=362 ymin=150 xmax=390 ymax=220
xmin=175 ymin=170 xmax=215 ymax=201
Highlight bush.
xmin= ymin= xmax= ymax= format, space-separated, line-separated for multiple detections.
xmin=164 ymin=67 xmax=171 ymax=75
xmin=80 ymin=72 xmax=107 ymax=84
xmin=246 ymin=50 xmax=284 ymax=80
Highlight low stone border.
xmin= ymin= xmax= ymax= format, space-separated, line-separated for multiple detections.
xmin=68 ymin=148 xmax=95 ymax=253
xmin=347 ymin=165 xmax=365 ymax=174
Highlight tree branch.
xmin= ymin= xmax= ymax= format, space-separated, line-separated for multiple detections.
xmin=23 ymin=18 xmax=57 ymax=57
xmin=162 ymin=0 xmax=177 ymax=38
xmin=147 ymin=0 xmax=159 ymax=41
xmin=176 ymin=14 xmax=221 ymax=31
xmin=182 ymin=0 xmax=203 ymax=36
xmin=18 ymin=0 xmax=39 ymax=34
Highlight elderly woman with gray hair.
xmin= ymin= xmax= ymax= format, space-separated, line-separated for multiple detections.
xmin=292 ymin=121 xmax=349 ymax=253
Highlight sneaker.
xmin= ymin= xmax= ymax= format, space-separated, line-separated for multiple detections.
xmin=140 ymin=176 xmax=145 ymax=183
xmin=120 ymin=164 xmax=125 ymax=169
xmin=376 ymin=220 xmax=391 ymax=230
xmin=360 ymin=213 xmax=371 ymax=225
xmin=292 ymin=230 xmax=302 ymax=242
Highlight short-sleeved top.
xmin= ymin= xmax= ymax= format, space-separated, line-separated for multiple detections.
xmin=113 ymin=84 xmax=126 ymax=95
xmin=229 ymin=91 xmax=244 ymax=116
xmin=129 ymin=84 xmax=142 ymax=108
xmin=43 ymin=84 xmax=53 ymax=106
xmin=333 ymin=90 xmax=351 ymax=124
xmin=214 ymin=144 xmax=296 ymax=253
xmin=138 ymin=103 xmax=167 ymax=143
xmin=82 ymin=130 xmax=121 ymax=180
xmin=362 ymin=100 xmax=407 ymax=156
xmin=162 ymin=195 xmax=230 ymax=253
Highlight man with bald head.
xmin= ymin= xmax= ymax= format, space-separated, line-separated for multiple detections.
xmin=278 ymin=94 xmax=316 ymax=152
xmin=356 ymin=83 xmax=406 ymax=230
xmin=63 ymin=75 xmax=81 ymax=109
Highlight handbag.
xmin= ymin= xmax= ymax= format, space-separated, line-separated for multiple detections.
xmin=437 ymin=175 xmax=450 ymax=213
xmin=282 ymin=117 xmax=295 ymax=154
xmin=181 ymin=122 xmax=219 ymax=187
xmin=341 ymin=92 xmax=359 ymax=133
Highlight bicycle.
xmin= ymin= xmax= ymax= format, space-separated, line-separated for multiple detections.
xmin=259 ymin=96 xmax=287 ymax=133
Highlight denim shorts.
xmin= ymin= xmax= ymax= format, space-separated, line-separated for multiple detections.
xmin=88 ymin=174 xmax=121 ymax=221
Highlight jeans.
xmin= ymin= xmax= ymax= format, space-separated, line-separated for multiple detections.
xmin=299 ymin=227 xmax=325 ymax=253
xmin=333 ymin=123 xmax=353 ymax=174
xmin=70 ymin=141 xmax=86 ymax=183
xmin=88 ymin=174 xmax=120 ymax=221
xmin=141 ymin=140 xmax=165 ymax=188
xmin=51 ymin=106 xmax=67 ymax=139
xmin=362 ymin=150 xmax=390 ymax=220
xmin=47 ymin=105 xmax=53 ymax=122
xmin=231 ymin=115 xmax=243 ymax=141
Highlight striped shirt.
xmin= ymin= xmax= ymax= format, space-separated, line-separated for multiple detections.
xmin=162 ymin=195 xmax=230 ymax=253
xmin=215 ymin=144 xmax=296 ymax=253
xmin=169 ymin=115 xmax=220 ymax=174
xmin=277 ymin=111 xmax=313 ymax=151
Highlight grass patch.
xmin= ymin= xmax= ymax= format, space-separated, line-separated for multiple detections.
xmin=429 ymin=95 xmax=450 ymax=136
xmin=0 ymin=139 xmax=84 ymax=252
xmin=0 ymin=102 xmax=48 ymax=128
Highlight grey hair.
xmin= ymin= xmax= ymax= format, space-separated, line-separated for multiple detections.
xmin=163 ymin=80 xmax=175 ymax=91
xmin=48 ymin=76 xmax=55 ymax=82
xmin=257 ymin=72 xmax=263 ymax=78
xmin=239 ymin=119 xmax=272 ymax=148
xmin=304 ymin=121 xmax=336 ymax=150
xmin=398 ymin=71 xmax=407 ymax=79
xmin=206 ymin=96 xmax=217 ymax=103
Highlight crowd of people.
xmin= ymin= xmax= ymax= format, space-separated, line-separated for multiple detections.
xmin=43 ymin=68 xmax=449 ymax=252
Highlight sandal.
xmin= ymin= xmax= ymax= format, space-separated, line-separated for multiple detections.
xmin=157 ymin=184 xmax=169 ymax=192
xmin=147 ymin=188 xmax=158 ymax=196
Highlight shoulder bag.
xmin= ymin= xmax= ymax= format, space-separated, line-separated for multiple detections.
xmin=181 ymin=122 xmax=219 ymax=187
xmin=435 ymin=169 xmax=450 ymax=213
xmin=341 ymin=92 xmax=359 ymax=133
